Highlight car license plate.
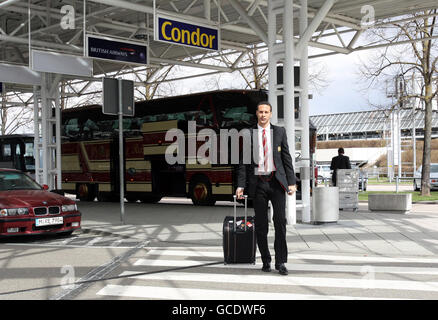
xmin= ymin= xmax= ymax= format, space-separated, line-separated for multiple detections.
xmin=35 ymin=217 xmax=63 ymax=227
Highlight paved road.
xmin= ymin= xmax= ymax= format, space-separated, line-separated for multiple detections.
xmin=2 ymin=198 xmax=438 ymax=300
xmin=83 ymin=245 xmax=438 ymax=300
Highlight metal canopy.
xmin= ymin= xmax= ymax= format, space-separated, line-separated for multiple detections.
xmin=311 ymin=109 xmax=438 ymax=136
xmin=0 ymin=0 xmax=437 ymax=86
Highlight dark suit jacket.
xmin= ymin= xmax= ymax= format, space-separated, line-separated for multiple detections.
xmin=237 ymin=124 xmax=296 ymax=198
xmin=330 ymin=154 xmax=351 ymax=184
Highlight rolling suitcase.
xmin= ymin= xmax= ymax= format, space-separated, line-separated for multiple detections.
xmin=223 ymin=195 xmax=256 ymax=264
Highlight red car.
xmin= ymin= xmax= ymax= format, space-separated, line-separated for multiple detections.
xmin=0 ymin=169 xmax=81 ymax=237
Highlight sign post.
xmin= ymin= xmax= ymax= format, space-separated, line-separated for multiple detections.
xmin=102 ymin=78 xmax=134 ymax=224
xmin=118 ymin=79 xmax=125 ymax=224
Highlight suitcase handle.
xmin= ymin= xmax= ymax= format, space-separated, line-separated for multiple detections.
xmin=233 ymin=194 xmax=248 ymax=232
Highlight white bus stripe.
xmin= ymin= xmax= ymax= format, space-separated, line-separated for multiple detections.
xmin=97 ymin=284 xmax=396 ymax=300
xmin=134 ymin=258 xmax=438 ymax=275
xmin=118 ymin=271 xmax=438 ymax=293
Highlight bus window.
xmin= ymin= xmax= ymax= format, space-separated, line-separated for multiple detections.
xmin=196 ymin=110 xmax=213 ymax=126
xmin=14 ymin=144 xmax=24 ymax=171
xmin=64 ymin=118 xmax=80 ymax=138
xmin=167 ymin=112 xmax=186 ymax=121
xmin=220 ymin=106 xmax=254 ymax=127
xmin=185 ymin=111 xmax=198 ymax=121
xmin=96 ymin=120 xmax=113 ymax=137
xmin=83 ymin=119 xmax=99 ymax=139
xmin=3 ymin=144 xmax=11 ymax=158
xmin=24 ymin=142 xmax=35 ymax=171
xmin=112 ymin=119 xmax=133 ymax=131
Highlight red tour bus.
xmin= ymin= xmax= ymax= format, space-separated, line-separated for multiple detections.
xmin=60 ymin=89 xmax=316 ymax=205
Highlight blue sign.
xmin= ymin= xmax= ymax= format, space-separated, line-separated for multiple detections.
xmin=155 ymin=14 xmax=219 ymax=51
xmin=87 ymin=35 xmax=148 ymax=65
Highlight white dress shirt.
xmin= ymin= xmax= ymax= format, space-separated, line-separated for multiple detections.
xmin=257 ymin=123 xmax=275 ymax=174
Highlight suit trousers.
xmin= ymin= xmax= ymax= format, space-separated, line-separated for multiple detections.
xmin=253 ymin=175 xmax=287 ymax=265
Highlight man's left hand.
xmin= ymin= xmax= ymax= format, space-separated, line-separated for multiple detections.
xmin=287 ymin=185 xmax=297 ymax=195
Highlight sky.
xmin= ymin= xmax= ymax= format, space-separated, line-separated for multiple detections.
xmin=308 ymin=50 xmax=391 ymax=116
xmin=168 ymin=41 xmax=394 ymax=117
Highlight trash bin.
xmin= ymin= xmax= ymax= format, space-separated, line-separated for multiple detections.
xmin=312 ymin=187 xmax=339 ymax=224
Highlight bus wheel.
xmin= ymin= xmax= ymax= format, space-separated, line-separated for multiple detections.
xmin=126 ymin=195 xmax=138 ymax=203
xmin=97 ymin=192 xmax=118 ymax=202
xmin=140 ymin=195 xmax=162 ymax=203
xmin=77 ymin=184 xmax=95 ymax=201
xmin=189 ymin=177 xmax=215 ymax=206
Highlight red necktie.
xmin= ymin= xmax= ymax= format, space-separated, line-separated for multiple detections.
xmin=262 ymin=128 xmax=268 ymax=172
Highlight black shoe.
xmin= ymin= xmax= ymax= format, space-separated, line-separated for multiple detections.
xmin=275 ymin=263 xmax=288 ymax=275
xmin=261 ymin=262 xmax=271 ymax=272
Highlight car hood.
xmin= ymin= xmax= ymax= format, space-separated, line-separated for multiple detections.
xmin=0 ymin=190 xmax=74 ymax=208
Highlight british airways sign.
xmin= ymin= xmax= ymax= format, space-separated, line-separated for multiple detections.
xmin=155 ymin=13 xmax=219 ymax=51
xmin=86 ymin=35 xmax=148 ymax=65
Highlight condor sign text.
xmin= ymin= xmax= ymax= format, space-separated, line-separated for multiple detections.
xmin=155 ymin=14 xmax=219 ymax=51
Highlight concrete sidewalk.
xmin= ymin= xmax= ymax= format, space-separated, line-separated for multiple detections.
xmin=77 ymin=198 xmax=438 ymax=258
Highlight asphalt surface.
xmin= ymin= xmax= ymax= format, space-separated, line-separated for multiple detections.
xmin=2 ymin=192 xmax=438 ymax=300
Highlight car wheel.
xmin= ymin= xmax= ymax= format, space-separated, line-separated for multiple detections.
xmin=189 ymin=176 xmax=216 ymax=206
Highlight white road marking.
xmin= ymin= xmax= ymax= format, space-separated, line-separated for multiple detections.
xmin=85 ymin=237 xmax=104 ymax=246
xmin=118 ymin=270 xmax=438 ymax=292
xmin=146 ymin=249 xmax=438 ymax=264
xmin=96 ymin=284 xmax=397 ymax=300
xmin=147 ymin=249 xmax=225 ymax=258
xmin=133 ymin=258 xmax=438 ymax=275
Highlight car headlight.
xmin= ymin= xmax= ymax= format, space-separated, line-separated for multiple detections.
xmin=61 ymin=204 xmax=77 ymax=212
xmin=0 ymin=208 xmax=29 ymax=216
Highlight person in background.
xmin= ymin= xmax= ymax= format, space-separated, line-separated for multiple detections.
xmin=330 ymin=147 xmax=351 ymax=186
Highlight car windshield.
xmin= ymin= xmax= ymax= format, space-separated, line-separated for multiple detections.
xmin=432 ymin=165 xmax=438 ymax=173
xmin=0 ymin=171 xmax=42 ymax=191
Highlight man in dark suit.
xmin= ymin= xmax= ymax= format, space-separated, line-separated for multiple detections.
xmin=236 ymin=101 xmax=296 ymax=276
xmin=330 ymin=147 xmax=351 ymax=186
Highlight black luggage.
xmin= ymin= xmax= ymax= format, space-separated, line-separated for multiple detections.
xmin=223 ymin=195 xmax=256 ymax=264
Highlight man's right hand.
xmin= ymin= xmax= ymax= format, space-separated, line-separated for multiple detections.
xmin=236 ymin=187 xmax=244 ymax=199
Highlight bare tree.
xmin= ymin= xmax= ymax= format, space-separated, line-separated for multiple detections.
xmin=218 ymin=45 xmax=329 ymax=92
xmin=359 ymin=9 xmax=438 ymax=196
xmin=135 ymin=65 xmax=176 ymax=100
xmin=0 ymin=89 xmax=33 ymax=135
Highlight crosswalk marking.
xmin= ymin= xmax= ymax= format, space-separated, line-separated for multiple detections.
xmin=290 ymin=253 xmax=438 ymax=264
xmin=111 ymin=239 xmax=125 ymax=247
xmin=133 ymin=258 xmax=438 ymax=275
xmin=146 ymin=249 xmax=224 ymax=258
xmin=96 ymin=284 xmax=396 ymax=300
xmin=95 ymin=247 xmax=438 ymax=300
xmin=147 ymin=248 xmax=438 ymax=264
xmin=85 ymin=237 xmax=104 ymax=246
xmin=117 ymin=271 xmax=438 ymax=292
